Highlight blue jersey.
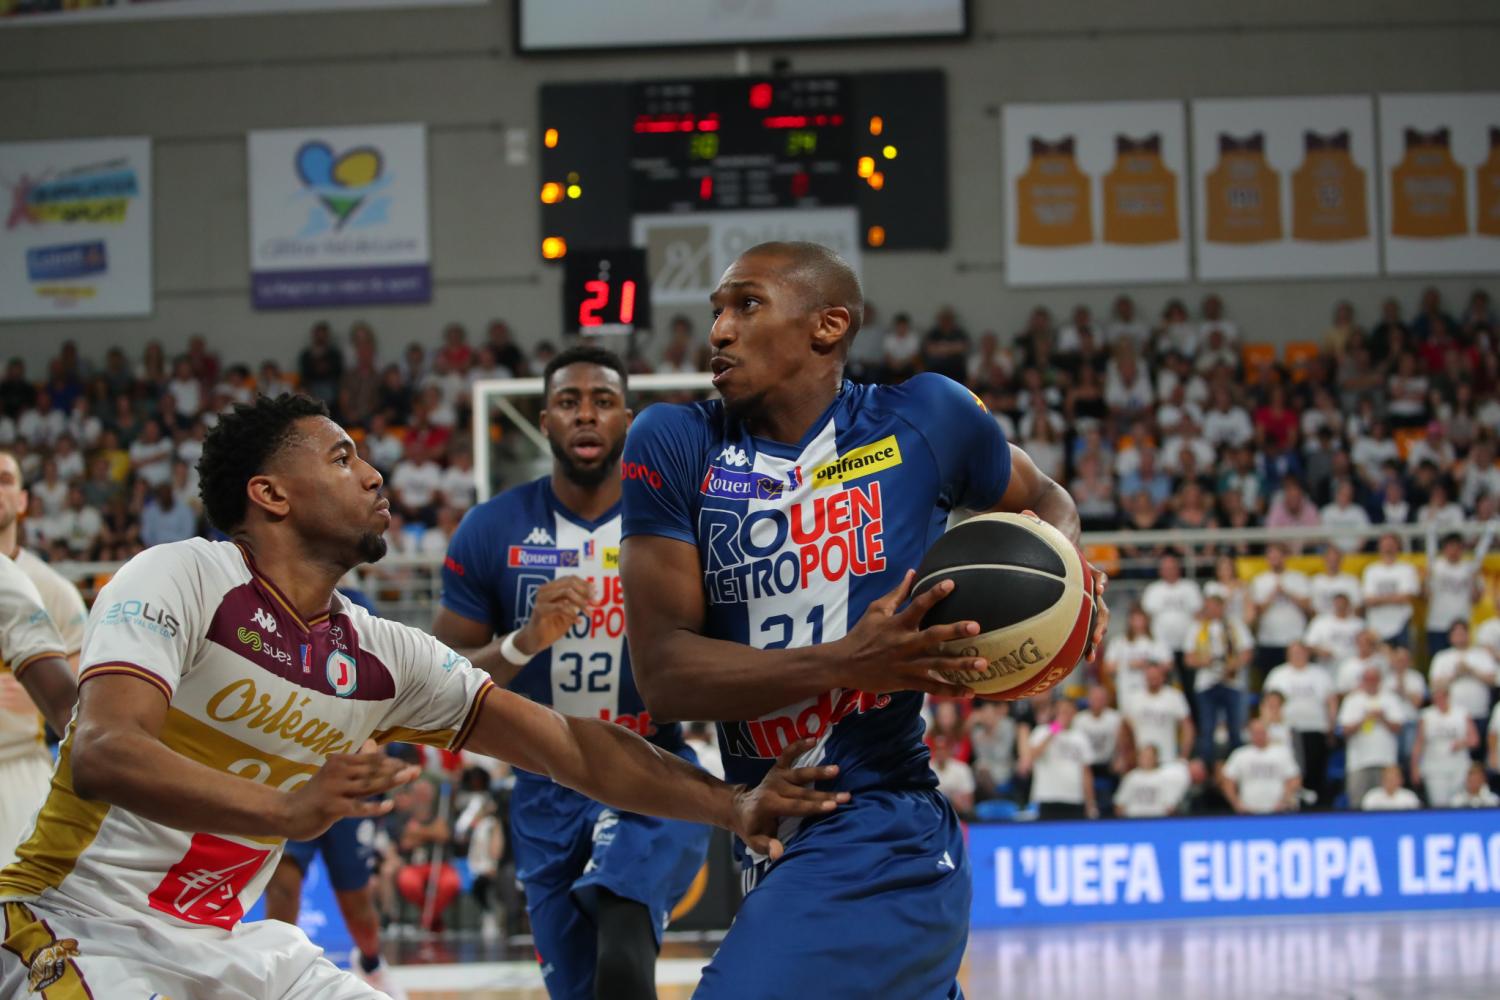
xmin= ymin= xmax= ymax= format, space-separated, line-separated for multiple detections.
xmin=621 ymin=374 xmax=1011 ymax=795
xmin=441 ymin=477 xmax=683 ymax=766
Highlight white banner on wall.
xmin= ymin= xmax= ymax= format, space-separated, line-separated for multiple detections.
xmin=0 ymin=137 xmax=152 ymax=321
xmin=1379 ymin=93 xmax=1500 ymax=276
xmin=631 ymin=207 xmax=861 ymax=305
xmin=0 ymin=0 xmax=483 ymax=29
xmin=247 ymin=123 xmax=430 ymax=310
xmin=1002 ymin=101 xmax=1189 ymax=287
xmin=1191 ymin=96 xmax=1379 ymax=280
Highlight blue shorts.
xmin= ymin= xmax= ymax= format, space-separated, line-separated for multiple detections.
xmin=511 ymin=753 xmax=711 ymax=1000
xmin=282 ymin=816 xmax=377 ymax=893
xmin=695 ymin=788 xmax=969 ymax=1000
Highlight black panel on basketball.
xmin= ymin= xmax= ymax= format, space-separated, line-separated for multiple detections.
xmin=913 ymin=567 xmax=1066 ymax=632
xmin=916 ymin=518 xmax=1067 ymax=579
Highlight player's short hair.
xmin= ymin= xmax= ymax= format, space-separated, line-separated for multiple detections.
xmin=742 ymin=241 xmax=864 ymax=346
xmin=198 ymin=393 xmax=330 ymax=533
xmin=542 ymin=345 xmax=628 ymax=400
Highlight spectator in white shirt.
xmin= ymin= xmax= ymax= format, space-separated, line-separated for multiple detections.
xmin=1122 ymin=666 xmax=1195 ymax=769
xmin=1021 ymin=698 xmax=1096 ymax=820
xmin=1248 ymin=542 xmax=1313 ymax=683
xmin=1429 ymin=622 xmax=1498 ymax=750
xmin=1417 ymin=482 xmax=1466 ymax=532
xmin=1105 ymin=294 xmax=1150 ymax=352
xmin=391 ymin=442 xmax=444 ymax=525
xmin=1320 ymin=479 xmax=1372 ymax=553
xmin=1335 ymin=629 xmax=1391 ymax=694
xmin=1221 ymin=719 xmax=1301 ymax=815
xmin=1141 ymin=553 xmax=1203 ymax=680
xmin=1159 ymin=418 xmax=1215 ymax=477
xmin=1114 ymin=745 xmax=1190 ymax=818
xmin=1404 ymin=421 xmax=1455 ymax=472
xmin=52 ymin=432 xmax=86 ymax=481
xmin=1305 ymin=594 xmax=1367 ymax=669
xmin=30 ymin=459 xmax=67 ymax=519
xmin=1103 ymin=608 xmax=1172 ymax=710
xmin=1490 ymin=699 xmax=1500 ymax=776
xmin=439 ymin=450 xmax=477 ymax=511
xmin=1072 ymin=684 xmax=1123 ymax=812
xmin=1340 ymin=666 xmax=1406 ymax=809
xmin=1257 ymin=690 xmax=1294 ymax=751
xmin=1310 ymin=544 xmax=1364 ymax=614
xmin=1384 ymin=648 xmax=1429 ymax=770
xmin=881 ymin=312 xmax=921 ymax=381
xmin=1425 ymin=523 xmax=1494 ymax=658
xmin=1451 ymin=762 xmax=1500 ymax=808
xmin=929 ymin=736 xmax=976 ymax=820
xmin=166 ymin=356 xmax=203 ymax=417
xmin=1361 ymin=533 xmax=1420 ymax=647
xmin=1265 ymin=642 xmax=1338 ymax=805
xmin=1412 ymin=684 xmax=1477 ymax=808
xmin=1202 ymin=387 xmax=1253 ymax=449
xmin=966 ymin=701 xmax=1017 ymax=800
xmin=363 ymin=413 xmax=406 ymax=476
xmin=1103 ymin=346 xmax=1154 ymax=419
xmin=1361 ymin=765 xmax=1421 ymax=811
xmin=1459 ymin=441 xmax=1500 ymax=511
xmin=1351 ymin=422 xmax=1401 ymax=485
xmin=1198 ymin=293 xmax=1240 ymax=347
xmin=127 ymin=418 xmax=175 ymax=488
xmin=1184 ymin=594 xmax=1254 ymax=763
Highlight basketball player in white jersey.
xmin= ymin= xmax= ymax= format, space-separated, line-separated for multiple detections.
xmin=0 ymin=394 xmax=845 ymax=1000
xmin=0 ymin=450 xmax=88 ymax=865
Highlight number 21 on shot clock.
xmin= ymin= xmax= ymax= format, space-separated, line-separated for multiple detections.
xmin=563 ymin=248 xmax=652 ymax=336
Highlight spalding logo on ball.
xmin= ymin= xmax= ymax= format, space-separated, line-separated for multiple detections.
xmin=912 ymin=512 xmax=1097 ymax=699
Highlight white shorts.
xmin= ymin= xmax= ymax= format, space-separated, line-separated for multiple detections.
xmin=0 ymin=750 xmax=52 ymax=869
xmin=0 ymin=899 xmax=390 ymax=1000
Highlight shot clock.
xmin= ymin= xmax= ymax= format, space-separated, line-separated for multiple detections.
xmin=562 ymin=249 xmax=651 ymax=335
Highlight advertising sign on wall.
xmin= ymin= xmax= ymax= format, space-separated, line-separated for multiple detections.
xmin=1379 ymin=92 xmax=1500 ymax=275
xmin=1191 ymin=96 xmax=1379 ymax=280
xmin=248 ymin=123 xmax=431 ymax=310
xmin=1002 ymin=101 xmax=1190 ymax=287
xmin=970 ymin=809 xmax=1500 ymax=928
xmin=0 ymin=137 xmax=152 ymax=320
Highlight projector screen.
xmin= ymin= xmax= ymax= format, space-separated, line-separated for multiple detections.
xmin=517 ymin=0 xmax=967 ymax=53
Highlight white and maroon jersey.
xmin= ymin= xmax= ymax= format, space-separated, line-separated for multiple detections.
xmin=0 ymin=552 xmax=67 ymax=762
xmin=0 ymin=539 xmax=494 ymax=933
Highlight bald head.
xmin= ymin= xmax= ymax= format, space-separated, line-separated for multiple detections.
xmin=741 ymin=241 xmax=864 ymax=348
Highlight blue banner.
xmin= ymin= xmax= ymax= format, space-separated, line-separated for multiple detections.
xmin=970 ymin=809 xmax=1500 ymax=926
xmin=243 ymin=853 xmax=354 ymax=962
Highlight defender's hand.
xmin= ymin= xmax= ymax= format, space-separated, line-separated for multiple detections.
xmin=278 ymin=740 xmax=419 ymax=841
xmin=515 ymin=576 xmax=593 ymax=656
xmin=831 ymin=570 xmax=982 ymax=698
xmin=731 ymin=738 xmax=851 ymax=860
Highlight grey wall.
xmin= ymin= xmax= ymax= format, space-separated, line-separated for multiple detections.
xmin=2 ymin=0 xmax=1498 ymax=373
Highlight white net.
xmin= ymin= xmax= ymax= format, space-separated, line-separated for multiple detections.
xmin=470 ymin=372 xmax=716 ymax=502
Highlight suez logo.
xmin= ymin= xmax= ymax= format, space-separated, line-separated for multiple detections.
xmin=700 ymin=481 xmax=886 ymax=604
xmin=235 ymin=626 xmax=295 ymax=669
xmin=99 ymin=599 xmax=180 ymax=638
xmin=809 ymin=435 xmax=902 ymax=489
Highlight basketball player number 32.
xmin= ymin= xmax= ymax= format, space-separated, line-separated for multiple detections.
xmin=760 ymin=606 xmax=825 ymax=649
xmin=558 ymin=651 xmax=613 ymax=693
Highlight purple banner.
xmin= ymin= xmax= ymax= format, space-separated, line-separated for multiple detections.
xmin=251 ymin=264 xmax=430 ymax=309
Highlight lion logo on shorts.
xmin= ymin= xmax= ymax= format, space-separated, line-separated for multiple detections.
xmin=26 ymin=938 xmax=79 ymax=992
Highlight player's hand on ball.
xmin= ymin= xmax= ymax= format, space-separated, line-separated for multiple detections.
xmin=1086 ymin=565 xmax=1110 ymax=663
xmin=514 ymin=576 xmax=593 ymax=655
xmin=731 ymin=737 xmax=851 ymax=860
xmin=278 ymin=739 xmax=421 ymax=841
xmin=832 ymin=570 xmax=982 ymax=698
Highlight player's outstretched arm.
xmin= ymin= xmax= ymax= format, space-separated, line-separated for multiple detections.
xmin=70 ymin=675 xmax=419 ymax=841
xmin=623 ymin=536 xmax=979 ymax=721
xmin=433 ymin=575 xmax=592 ymax=687
xmin=464 ymin=689 xmax=848 ymax=858
xmin=13 ymin=654 xmax=76 ymax=737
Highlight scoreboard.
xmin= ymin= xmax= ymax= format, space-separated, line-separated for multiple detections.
xmin=539 ymin=70 xmax=949 ymax=267
xmin=562 ymin=248 xmax=650 ymax=335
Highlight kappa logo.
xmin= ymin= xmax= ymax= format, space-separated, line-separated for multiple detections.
xmin=718 ymin=445 xmax=750 ymax=467
xmin=26 ymin=938 xmax=79 ymax=992
xmin=523 ymin=526 xmax=555 ymax=546
xmin=810 ymin=435 xmax=903 ymax=489
xmin=252 ymin=607 xmax=278 ymax=635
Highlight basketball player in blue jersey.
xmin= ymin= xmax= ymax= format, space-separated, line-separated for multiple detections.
xmin=435 ymin=346 xmax=711 ymax=1000
xmin=620 ymin=242 xmax=1110 ymax=999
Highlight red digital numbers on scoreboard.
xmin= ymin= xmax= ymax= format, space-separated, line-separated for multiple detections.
xmin=564 ymin=250 xmax=651 ymax=335
xmin=578 ymin=279 xmax=638 ymax=328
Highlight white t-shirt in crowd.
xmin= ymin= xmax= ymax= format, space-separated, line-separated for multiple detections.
xmin=128 ymin=437 xmax=175 ymax=487
xmin=1338 ymin=690 xmax=1405 ymax=772
xmin=883 ymin=328 xmax=921 ymax=367
xmin=933 ymin=757 xmax=976 ymax=804
xmin=1304 ymin=613 xmax=1367 ymax=667
xmin=1222 ymin=743 xmax=1300 ymax=814
xmin=1114 ymin=762 xmax=1191 ymax=818
xmin=1071 ymin=708 xmax=1121 ymax=766
xmin=1382 ymin=670 xmax=1428 ymax=722
xmin=1451 ymin=785 xmax=1500 ymax=808
xmin=1426 ymin=556 xmax=1480 ymax=633
xmin=440 ymin=466 xmax=477 ymax=510
xmin=1028 ymin=726 xmax=1090 ymax=805
xmin=1264 ymin=663 xmax=1334 ymax=733
xmin=1310 ymin=572 xmax=1363 ymax=615
xmin=1336 ymin=653 xmax=1390 ymax=694
xmin=1320 ymin=503 xmax=1372 ymax=551
xmin=1478 ymin=618 xmax=1500 ymax=660
xmin=1181 ymin=617 xmax=1253 ymax=691
xmin=392 ymin=460 xmax=444 ymax=509
xmin=1124 ymin=687 xmax=1191 ymax=762
xmin=1141 ymin=579 xmax=1204 ymax=650
xmin=1361 ymin=560 xmax=1420 ymax=639
xmin=1429 ymin=647 xmax=1499 ymax=720
xmin=1105 ymin=635 xmax=1171 ymax=709
xmin=1249 ymin=571 xmax=1311 ymax=646
xmin=1362 ymin=786 xmax=1421 ymax=811
xmin=1203 ymin=407 xmax=1253 ymax=448
xmin=1418 ymin=704 xmax=1473 ymax=779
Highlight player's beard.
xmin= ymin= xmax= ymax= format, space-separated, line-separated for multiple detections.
xmin=356 ymin=530 xmax=388 ymax=565
xmin=550 ymin=435 xmax=625 ymax=489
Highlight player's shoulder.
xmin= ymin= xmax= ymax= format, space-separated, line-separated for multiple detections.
xmin=628 ymin=397 xmax=723 ymax=449
xmin=460 ymin=476 xmax=549 ymax=532
xmin=111 ymin=538 xmax=245 ymax=589
xmin=869 ymin=373 xmax=993 ymax=426
xmin=336 ymin=593 xmax=446 ymax=667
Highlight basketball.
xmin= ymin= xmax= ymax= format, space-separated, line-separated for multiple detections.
xmin=912 ymin=512 xmax=1097 ymax=699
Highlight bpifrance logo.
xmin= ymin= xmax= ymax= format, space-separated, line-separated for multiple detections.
xmin=5 ymin=158 xmax=139 ymax=230
xmin=810 ymin=435 xmax=902 ymax=489
xmin=508 ymin=546 xmax=581 ymax=569
xmin=293 ymin=141 xmax=390 ymax=235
